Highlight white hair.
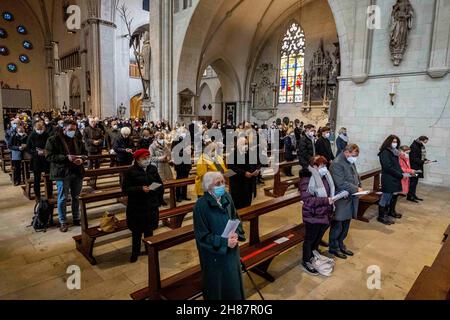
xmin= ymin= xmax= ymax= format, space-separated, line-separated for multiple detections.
xmin=121 ymin=127 xmax=131 ymax=136
xmin=202 ymin=171 xmax=223 ymax=192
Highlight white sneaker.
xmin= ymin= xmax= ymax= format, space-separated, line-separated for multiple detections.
xmin=310 ymin=257 xmax=333 ymax=277
xmin=313 ymin=250 xmax=335 ymax=266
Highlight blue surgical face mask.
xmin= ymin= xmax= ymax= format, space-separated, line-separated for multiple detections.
xmin=213 ymin=185 xmax=226 ymax=198
xmin=12 ymin=123 xmax=17 ymax=129
xmin=65 ymin=130 xmax=76 ymax=139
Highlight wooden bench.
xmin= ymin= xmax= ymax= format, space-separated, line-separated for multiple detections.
xmin=264 ymin=161 xmax=300 ymax=198
xmin=0 ymin=143 xmax=11 ymax=173
xmin=405 ymin=224 xmax=450 ymax=300
xmin=73 ymin=177 xmax=196 ymax=265
xmin=356 ymin=168 xmax=382 ymax=223
xmin=130 ymin=192 xmax=304 ymax=300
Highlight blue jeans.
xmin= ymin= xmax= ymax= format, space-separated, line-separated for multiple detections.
xmin=379 ymin=193 xmax=393 ymax=207
xmin=56 ymin=174 xmax=83 ymax=224
xmin=329 ymin=219 xmax=351 ymax=252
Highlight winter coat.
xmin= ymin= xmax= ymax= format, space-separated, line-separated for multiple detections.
xmin=284 ymin=134 xmax=297 ymax=161
xmin=298 ymin=133 xmax=315 ymax=171
xmin=171 ymin=137 xmax=192 ymax=177
xmin=26 ymin=131 xmax=50 ymax=172
xmin=336 ymin=136 xmax=348 ymax=156
xmin=149 ymin=141 xmax=174 ymax=181
xmin=378 ymin=148 xmax=403 ymax=193
xmin=409 ymin=140 xmax=427 ymax=178
xmin=315 ymin=136 xmax=335 ymax=162
xmin=121 ymin=163 xmax=164 ymax=231
xmin=195 ymin=154 xmax=227 ymax=196
xmin=113 ymin=136 xmax=134 ymax=165
xmin=399 ymin=153 xmax=415 ymax=195
xmin=106 ymin=129 xmax=121 ymax=150
xmin=83 ymin=125 xmax=104 ymax=154
xmin=299 ymin=171 xmax=333 ymax=225
xmin=228 ymin=150 xmax=257 ymax=209
xmin=45 ymin=132 xmax=86 ymax=181
xmin=330 ymin=153 xmax=361 ymax=221
xmin=8 ymin=133 xmax=28 ymax=161
xmin=193 ymin=192 xmax=246 ymax=300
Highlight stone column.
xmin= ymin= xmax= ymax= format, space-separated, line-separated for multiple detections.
xmin=351 ymin=0 xmax=375 ymax=84
xmin=150 ymin=0 xmax=174 ymax=124
xmin=427 ymin=0 xmax=450 ymax=78
xmin=82 ymin=0 xmax=117 ymax=117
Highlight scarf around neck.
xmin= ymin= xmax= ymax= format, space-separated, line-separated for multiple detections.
xmin=338 ymin=134 xmax=349 ymax=143
xmin=307 ymin=165 xmax=335 ymax=198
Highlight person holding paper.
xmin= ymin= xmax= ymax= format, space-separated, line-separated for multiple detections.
xmin=228 ymin=137 xmax=259 ymax=209
xmin=408 ymin=136 xmax=430 ymax=202
xmin=299 ymin=156 xmax=336 ymax=276
xmin=193 ymin=172 xmax=246 ymax=300
xmin=378 ymin=135 xmax=405 ymax=225
xmin=122 ymin=149 xmax=164 ymax=263
xmin=329 ymin=144 xmax=362 ymax=259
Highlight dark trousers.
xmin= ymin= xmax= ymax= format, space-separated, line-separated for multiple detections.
xmin=88 ymin=152 xmax=101 ymax=170
xmin=175 ymin=166 xmax=190 ymax=200
xmin=408 ymin=177 xmax=419 ymax=198
xmin=131 ymin=227 xmax=153 ymax=256
xmin=284 ymin=166 xmax=293 ymax=176
xmin=12 ymin=160 xmax=22 ymax=184
xmin=33 ymin=170 xmax=52 ymax=199
xmin=303 ymin=222 xmax=329 ymax=262
xmin=329 ymin=219 xmax=351 ymax=252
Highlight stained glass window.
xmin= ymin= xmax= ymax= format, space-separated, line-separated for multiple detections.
xmin=23 ymin=40 xmax=33 ymax=50
xmin=0 ymin=28 xmax=7 ymax=38
xmin=7 ymin=63 xmax=18 ymax=73
xmin=17 ymin=25 xmax=27 ymax=35
xmin=19 ymin=54 xmax=30 ymax=63
xmin=279 ymin=22 xmax=305 ymax=104
xmin=2 ymin=12 xmax=14 ymax=22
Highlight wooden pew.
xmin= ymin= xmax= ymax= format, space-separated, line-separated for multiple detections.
xmin=405 ymin=225 xmax=450 ymax=300
xmin=130 ymin=192 xmax=304 ymax=300
xmin=264 ymin=161 xmax=300 ymax=198
xmin=0 ymin=143 xmax=11 ymax=173
xmin=73 ymin=177 xmax=196 ymax=265
xmin=356 ymin=168 xmax=382 ymax=223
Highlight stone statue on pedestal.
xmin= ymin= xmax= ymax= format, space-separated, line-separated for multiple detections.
xmin=389 ymin=0 xmax=414 ymax=66
xmin=139 ymin=31 xmax=151 ymax=99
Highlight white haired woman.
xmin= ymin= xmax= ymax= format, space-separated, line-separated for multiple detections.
xmin=193 ymin=171 xmax=246 ymax=300
xmin=113 ymin=127 xmax=134 ymax=166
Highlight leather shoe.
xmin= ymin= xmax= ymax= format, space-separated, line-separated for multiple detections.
xmin=130 ymin=255 xmax=138 ymax=263
xmin=60 ymin=224 xmax=68 ymax=233
xmin=183 ymin=197 xmax=191 ymax=201
xmin=329 ymin=250 xmax=347 ymax=259
xmin=73 ymin=220 xmax=81 ymax=226
xmin=406 ymin=196 xmax=419 ymax=203
xmin=341 ymin=248 xmax=354 ymax=256
xmin=176 ymin=197 xmax=182 ymax=203
xmin=414 ymin=196 xmax=424 ymax=201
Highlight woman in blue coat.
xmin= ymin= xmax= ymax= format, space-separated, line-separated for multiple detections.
xmin=193 ymin=171 xmax=246 ymax=300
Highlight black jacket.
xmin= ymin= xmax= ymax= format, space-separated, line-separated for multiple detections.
xmin=121 ymin=163 xmax=164 ymax=231
xmin=113 ymin=136 xmax=134 ymax=164
xmin=228 ymin=150 xmax=257 ymax=209
xmin=171 ymin=137 xmax=192 ymax=176
xmin=298 ymin=133 xmax=315 ymax=172
xmin=45 ymin=133 xmax=87 ymax=180
xmin=27 ymin=131 xmax=50 ymax=172
xmin=139 ymin=137 xmax=153 ymax=150
xmin=409 ymin=140 xmax=427 ymax=178
xmin=315 ymin=136 xmax=335 ymax=162
xmin=379 ymin=148 xmax=403 ymax=193
xmin=83 ymin=126 xmax=104 ymax=154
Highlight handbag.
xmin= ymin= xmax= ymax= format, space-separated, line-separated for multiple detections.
xmin=99 ymin=211 xmax=119 ymax=233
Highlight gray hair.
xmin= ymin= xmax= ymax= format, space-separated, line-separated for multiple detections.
xmin=202 ymin=171 xmax=223 ymax=192
xmin=121 ymin=127 xmax=131 ymax=136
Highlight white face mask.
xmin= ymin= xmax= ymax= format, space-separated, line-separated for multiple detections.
xmin=324 ymin=133 xmax=331 ymax=139
xmin=158 ymin=139 xmax=165 ymax=145
xmin=391 ymin=143 xmax=398 ymax=149
xmin=36 ymin=130 xmax=44 ymax=135
xmin=347 ymin=156 xmax=358 ymax=164
xmin=18 ymin=132 xmax=25 ymax=137
xmin=138 ymin=158 xmax=151 ymax=169
xmin=180 ymin=133 xmax=187 ymax=139
xmin=404 ymin=152 xmax=410 ymax=158
xmin=318 ymin=167 xmax=328 ymax=177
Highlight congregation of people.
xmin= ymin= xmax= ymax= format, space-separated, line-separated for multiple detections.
xmin=2 ymin=108 xmax=433 ymax=300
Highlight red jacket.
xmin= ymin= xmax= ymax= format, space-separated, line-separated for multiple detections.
xmin=399 ymin=153 xmax=415 ymax=194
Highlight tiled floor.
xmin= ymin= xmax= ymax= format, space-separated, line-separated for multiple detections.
xmin=0 ymin=168 xmax=448 ymax=300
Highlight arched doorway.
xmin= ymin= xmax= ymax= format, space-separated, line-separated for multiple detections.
xmin=130 ymin=93 xmax=143 ymax=119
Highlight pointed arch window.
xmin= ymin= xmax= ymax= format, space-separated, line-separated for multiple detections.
xmin=279 ymin=22 xmax=305 ymax=104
